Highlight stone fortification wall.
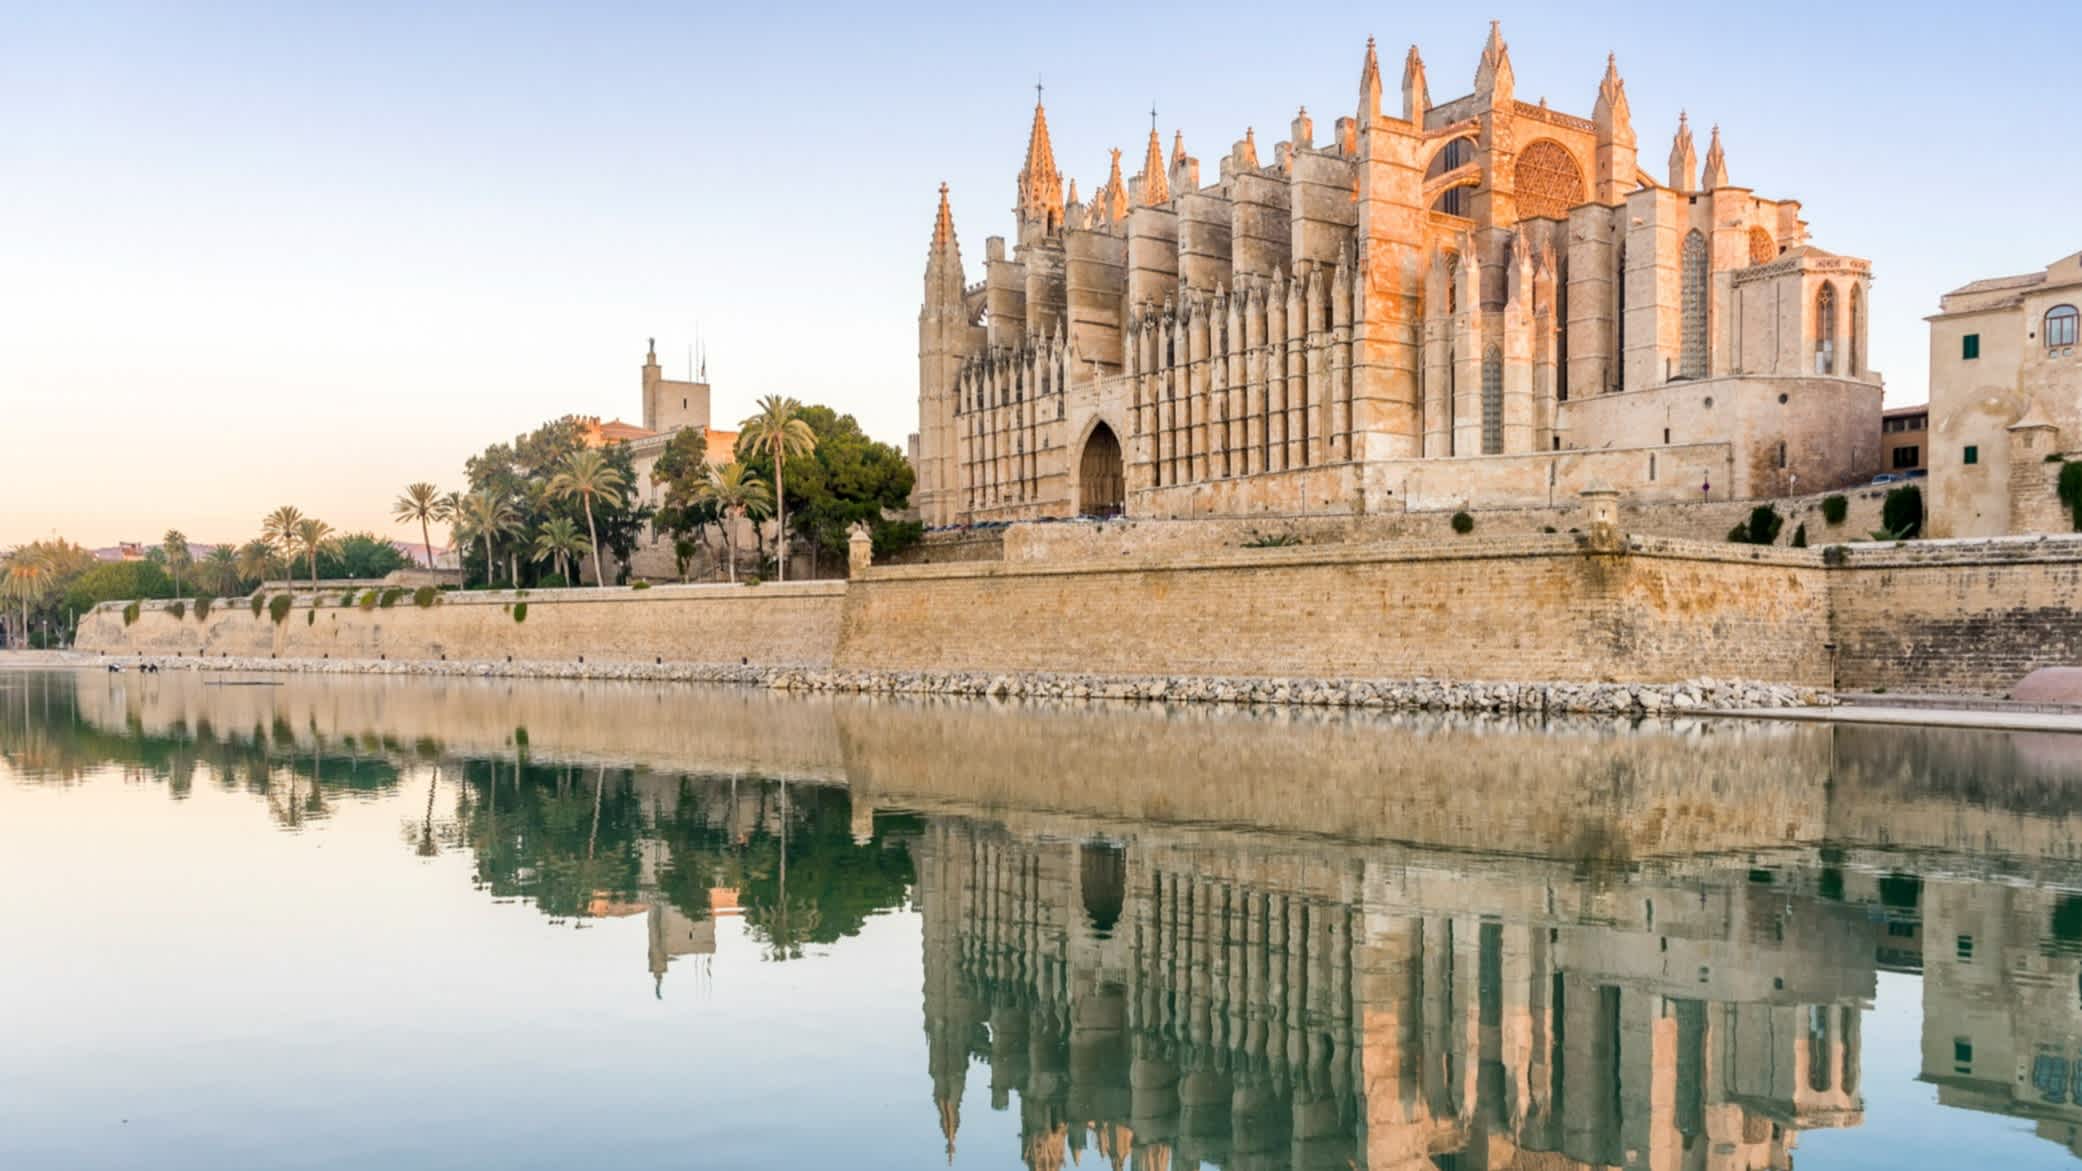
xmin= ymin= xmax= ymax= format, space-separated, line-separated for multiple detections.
xmin=838 ymin=535 xmax=1835 ymax=686
xmin=996 ymin=484 xmax=1888 ymax=562
xmin=1831 ymin=536 xmax=2082 ymax=695
xmin=75 ymin=581 xmax=846 ymax=667
xmin=74 ymin=532 xmax=2082 ymax=698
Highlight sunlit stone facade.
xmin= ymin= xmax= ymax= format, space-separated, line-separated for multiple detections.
xmin=914 ymin=23 xmax=1882 ymax=527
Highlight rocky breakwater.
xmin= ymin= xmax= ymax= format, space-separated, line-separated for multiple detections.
xmin=95 ymin=655 xmax=1836 ymax=714
xmin=761 ymin=670 xmax=1833 ymax=713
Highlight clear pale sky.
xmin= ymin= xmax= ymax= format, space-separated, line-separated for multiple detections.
xmin=4 ymin=1 xmax=2071 ymax=548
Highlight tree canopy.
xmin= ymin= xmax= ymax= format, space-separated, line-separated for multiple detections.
xmin=736 ymin=405 xmax=918 ymax=571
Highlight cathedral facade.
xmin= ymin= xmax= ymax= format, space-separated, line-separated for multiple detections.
xmin=914 ymin=24 xmax=1883 ymax=527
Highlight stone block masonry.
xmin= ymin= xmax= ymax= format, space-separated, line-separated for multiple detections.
xmin=838 ymin=535 xmax=1835 ymax=686
xmin=73 ymin=534 xmax=2082 ymax=699
xmin=76 ymin=581 xmax=847 ymax=667
xmin=1830 ymin=536 xmax=2082 ymax=695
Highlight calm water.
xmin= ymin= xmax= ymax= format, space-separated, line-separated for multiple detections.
xmin=6 ymin=670 xmax=2082 ymax=1169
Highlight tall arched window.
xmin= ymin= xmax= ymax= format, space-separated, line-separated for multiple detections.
xmin=1849 ymin=284 xmax=1864 ymax=376
xmin=1481 ymin=346 xmax=1504 ymax=455
xmin=1614 ymin=240 xmax=1627 ymax=392
xmin=1679 ymin=230 xmax=1709 ymax=379
xmin=1815 ymin=282 xmax=1838 ymax=375
xmin=2048 ymin=304 xmax=2080 ymax=350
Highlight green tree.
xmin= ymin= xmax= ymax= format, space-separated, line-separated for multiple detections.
xmin=392 ymin=482 xmax=451 ymax=571
xmin=58 ymin=560 xmax=173 ymax=618
xmin=292 ymin=517 xmax=335 ymax=590
xmin=737 ymin=396 xmax=817 ymax=581
xmin=199 ymin=545 xmax=241 ymax=595
xmin=695 ymin=462 xmax=772 ymax=583
xmin=652 ymin=429 xmax=720 ymax=580
xmin=530 ymin=516 xmax=588 ymax=584
xmin=588 ymin=443 xmax=653 ymax=585
xmin=315 ymin=533 xmax=410 ymax=580
xmin=4 ymin=540 xmax=94 ymax=648
xmin=548 ymin=449 xmax=628 ymax=588
xmin=161 ymin=530 xmax=191 ymax=600
xmin=1877 ymin=484 xmax=1924 ymax=541
xmin=738 ymin=404 xmax=915 ymax=574
xmin=235 ymin=539 xmax=281 ymax=590
xmin=458 ymin=490 xmax=519 ymax=587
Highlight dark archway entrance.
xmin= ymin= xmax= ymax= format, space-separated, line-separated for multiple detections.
xmin=1078 ymin=422 xmax=1124 ymax=517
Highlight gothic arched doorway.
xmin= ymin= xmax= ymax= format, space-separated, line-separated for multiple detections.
xmin=1078 ymin=422 xmax=1125 ymax=517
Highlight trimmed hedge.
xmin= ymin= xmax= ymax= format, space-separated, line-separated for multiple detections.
xmin=1450 ymin=511 xmax=1475 ymax=535
xmin=511 ymin=601 xmax=528 ymax=623
xmin=122 ymin=601 xmax=141 ymax=626
xmin=1820 ymin=494 xmax=1848 ymax=525
xmin=412 ymin=586 xmax=438 ymax=608
xmin=268 ymin=594 xmax=293 ymax=624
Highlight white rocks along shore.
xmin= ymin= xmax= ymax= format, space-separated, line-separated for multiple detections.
xmin=64 ymin=652 xmax=1835 ymax=715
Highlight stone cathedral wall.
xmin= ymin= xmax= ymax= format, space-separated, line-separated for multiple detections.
xmin=74 ymin=534 xmax=2082 ymax=697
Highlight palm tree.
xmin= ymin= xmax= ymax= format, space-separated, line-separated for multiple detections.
xmin=458 ymin=490 xmax=518 ymax=586
xmin=695 ymin=462 xmax=772 ymax=584
xmin=292 ymin=517 xmax=335 ymax=589
xmin=547 ymin=449 xmax=627 ymax=588
xmin=392 ymin=482 xmax=450 ymax=571
xmin=161 ymin=530 xmax=191 ymax=600
xmin=261 ymin=506 xmax=305 ymax=565
xmin=2 ymin=548 xmax=52 ymax=649
xmin=531 ymin=516 xmax=589 ymax=585
xmin=234 ymin=539 xmax=277 ymax=591
xmin=200 ymin=545 xmax=240 ymax=595
xmin=738 ymin=396 xmax=817 ymax=581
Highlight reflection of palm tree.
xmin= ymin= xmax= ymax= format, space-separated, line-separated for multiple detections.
xmin=417 ymin=766 xmax=439 ymax=857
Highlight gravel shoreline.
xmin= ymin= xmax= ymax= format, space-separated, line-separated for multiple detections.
xmin=54 ymin=652 xmax=1837 ymax=715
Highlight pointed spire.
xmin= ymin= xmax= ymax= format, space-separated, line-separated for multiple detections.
xmin=1103 ymin=148 xmax=1129 ymax=222
xmin=1066 ymin=177 xmax=1080 ymax=204
xmin=1171 ymin=129 xmax=1187 ymax=168
xmin=1593 ymin=52 xmax=1634 ymax=143
xmin=1402 ymin=44 xmax=1430 ymax=123
xmin=1238 ymin=127 xmax=1259 ymax=170
xmin=1358 ymin=36 xmax=1382 ymax=122
xmin=931 ymin=182 xmax=958 ymax=251
xmin=1473 ymin=20 xmax=1512 ymax=99
xmin=1701 ymin=123 xmax=1728 ymax=188
xmin=1140 ymin=126 xmax=1169 ymax=205
xmin=1668 ymin=111 xmax=1698 ymax=192
xmin=1019 ymin=93 xmax=1064 ymax=231
xmin=645 ymin=337 xmax=657 ymax=366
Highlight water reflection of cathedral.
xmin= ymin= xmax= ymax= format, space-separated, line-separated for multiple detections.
xmin=916 ymin=819 xmax=1868 ymax=1170
xmin=35 ymin=671 xmax=2082 ymax=1165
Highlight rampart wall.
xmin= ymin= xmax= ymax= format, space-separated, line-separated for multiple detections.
xmin=838 ymin=535 xmax=1836 ymax=685
xmin=75 ymin=582 xmax=846 ymax=667
xmin=73 ymin=534 xmax=2082 ymax=697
